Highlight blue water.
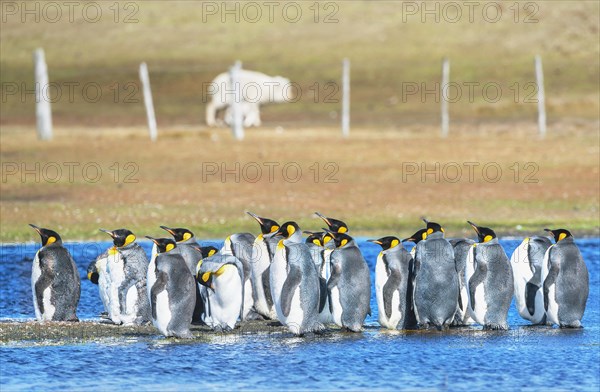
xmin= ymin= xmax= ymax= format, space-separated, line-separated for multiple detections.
xmin=1 ymin=238 xmax=599 ymax=390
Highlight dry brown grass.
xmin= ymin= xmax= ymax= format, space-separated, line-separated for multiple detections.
xmin=1 ymin=121 xmax=598 ymax=242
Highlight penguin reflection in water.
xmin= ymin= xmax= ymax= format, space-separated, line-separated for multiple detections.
xmin=89 ymin=229 xmax=150 ymax=326
xmin=542 ymin=228 xmax=589 ymax=328
xmin=146 ymin=237 xmax=196 ymax=339
xmin=29 ymin=224 xmax=80 ymax=322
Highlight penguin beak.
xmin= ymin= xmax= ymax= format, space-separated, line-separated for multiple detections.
xmin=145 ymin=236 xmax=159 ymax=246
xmin=29 ymin=224 xmax=42 ymax=234
xmin=323 ymin=228 xmax=336 ymax=238
xmin=246 ymin=211 xmax=263 ymax=225
xmin=421 ymin=217 xmax=429 ymax=224
xmin=543 ymin=228 xmax=555 ymax=238
xmin=401 ymin=237 xmax=413 ymax=243
xmin=467 ymin=221 xmax=480 ymax=234
xmin=159 ymin=225 xmax=176 ymax=236
xmin=315 ymin=212 xmax=332 ymax=227
xmin=367 ymin=239 xmax=381 ymax=244
xmin=99 ymin=228 xmax=115 ymax=238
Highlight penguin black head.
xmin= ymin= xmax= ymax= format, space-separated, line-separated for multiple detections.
xmin=100 ymin=228 xmax=136 ymax=248
xmin=315 ymin=212 xmax=349 ymax=234
xmin=146 ymin=236 xmax=177 ymax=253
xmin=274 ymin=221 xmax=301 ymax=239
xmin=87 ymin=262 xmax=99 ymax=284
xmin=160 ymin=226 xmax=194 ymax=242
xmin=544 ymin=228 xmax=572 ymax=243
xmin=247 ymin=211 xmax=280 ymax=235
xmin=200 ymin=245 xmax=219 ymax=259
xmin=29 ymin=224 xmax=62 ymax=247
xmin=401 ymin=228 xmax=428 ymax=244
xmin=368 ymin=236 xmax=401 ymax=251
xmin=304 ymin=231 xmax=324 ymax=246
xmin=422 ymin=218 xmax=444 ymax=235
xmin=467 ymin=221 xmax=497 ymax=243
xmin=327 ymin=232 xmax=354 ymax=248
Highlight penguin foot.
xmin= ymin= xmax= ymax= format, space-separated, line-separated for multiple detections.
xmin=559 ymin=322 xmax=583 ymax=329
xmin=174 ymin=331 xmax=194 ymax=339
xmin=483 ymin=324 xmax=508 ymax=331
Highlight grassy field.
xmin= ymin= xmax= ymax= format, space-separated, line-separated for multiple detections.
xmin=1 ymin=122 xmax=598 ymax=242
xmin=1 ymin=1 xmax=599 ymax=241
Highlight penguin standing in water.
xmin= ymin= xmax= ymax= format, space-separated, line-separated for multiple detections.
xmin=449 ymin=238 xmax=476 ymax=326
xmin=305 ymin=231 xmax=334 ymax=325
xmin=510 ymin=236 xmax=552 ymax=324
xmin=99 ymin=229 xmax=151 ymax=325
xmin=315 ymin=212 xmax=349 ymax=235
xmin=369 ymin=236 xmax=416 ymax=330
xmin=465 ymin=221 xmax=514 ymax=330
xmin=197 ymin=253 xmax=245 ymax=331
xmin=412 ymin=220 xmax=458 ymax=330
xmin=29 ymin=224 xmax=80 ymax=322
xmin=146 ymin=237 xmax=195 ymax=338
xmin=159 ymin=226 xmax=204 ymax=323
xmin=221 ymin=232 xmax=257 ymax=320
xmin=542 ymin=229 xmax=589 ymax=328
xmin=87 ymin=251 xmax=111 ymax=317
xmin=247 ymin=212 xmax=281 ymax=320
xmin=326 ymin=232 xmax=371 ymax=332
xmin=194 ymin=245 xmax=219 ymax=326
xmin=271 ymin=221 xmax=323 ymax=335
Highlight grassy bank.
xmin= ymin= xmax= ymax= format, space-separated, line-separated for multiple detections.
xmin=1 ymin=122 xmax=598 ymax=242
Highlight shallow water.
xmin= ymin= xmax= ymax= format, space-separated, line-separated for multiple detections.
xmin=1 ymin=238 xmax=599 ymax=390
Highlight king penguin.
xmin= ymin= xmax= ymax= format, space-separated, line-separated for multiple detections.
xmin=542 ymin=228 xmax=589 ymax=328
xmin=412 ymin=219 xmax=458 ymax=330
xmin=159 ymin=226 xmax=204 ymax=323
xmin=99 ymin=228 xmax=151 ymax=325
xmin=369 ymin=236 xmax=417 ymax=330
xmin=247 ymin=211 xmax=281 ymax=320
xmin=326 ymin=232 xmax=371 ymax=332
xmin=401 ymin=228 xmax=428 ymax=258
xmin=465 ymin=221 xmax=514 ymax=330
xmin=146 ymin=237 xmax=195 ymax=338
xmin=315 ymin=212 xmax=349 ymax=237
xmin=197 ymin=252 xmax=245 ymax=331
xmin=305 ymin=231 xmax=334 ymax=325
xmin=271 ymin=221 xmax=323 ymax=335
xmin=510 ymin=236 xmax=552 ymax=324
xmin=221 ymin=232 xmax=257 ymax=320
xmin=449 ymin=238 xmax=476 ymax=326
xmin=29 ymin=224 xmax=80 ymax=322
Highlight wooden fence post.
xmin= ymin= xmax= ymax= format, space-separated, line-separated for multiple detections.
xmin=34 ymin=48 xmax=52 ymax=141
xmin=230 ymin=60 xmax=244 ymax=140
xmin=441 ymin=57 xmax=450 ymax=138
xmin=535 ymin=55 xmax=547 ymax=138
xmin=139 ymin=62 xmax=157 ymax=142
xmin=341 ymin=58 xmax=350 ymax=138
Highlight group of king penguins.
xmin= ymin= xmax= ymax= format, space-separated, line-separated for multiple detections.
xmin=28 ymin=214 xmax=589 ymax=338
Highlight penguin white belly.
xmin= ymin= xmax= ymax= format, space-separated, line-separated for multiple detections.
xmin=466 ymin=246 xmax=487 ymax=325
xmin=389 ymin=290 xmax=401 ymax=329
xmin=270 ymin=246 xmax=288 ymax=320
xmin=510 ymin=240 xmax=536 ymax=321
xmin=375 ymin=256 xmax=390 ymax=328
xmin=283 ymin=289 xmax=304 ymax=334
xmin=107 ymin=253 xmax=125 ymax=324
xmin=211 ymin=267 xmax=243 ymax=329
xmin=31 ymin=252 xmax=42 ymax=321
xmin=329 ymin=286 xmax=343 ymax=327
xmin=541 ymin=249 xmax=559 ymax=325
xmin=459 ymin=283 xmax=474 ymax=325
xmin=251 ymin=239 xmax=272 ymax=317
xmin=120 ymin=286 xmax=139 ymax=325
xmin=96 ymin=259 xmax=111 ymax=313
xmin=153 ymin=290 xmax=172 ymax=336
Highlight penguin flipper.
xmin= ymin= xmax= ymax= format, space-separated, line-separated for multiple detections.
xmin=318 ymin=277 xmax=328 ymax=313
xmin=382 ymin=274 xmax=401 ymax=320
xmin=262 ymin=267 xmax=274 ymax=309
xmin=327 ymin=264 xmax=341 ymax=314
xmin=280 ymin=266 xmax=302 ymax=318
xmin=525 ymin=282 xmax=540 ymax=316
xmin=468 ymin=258 xmax=487 ymax=312
xmin=543 ymin=258 xmax=559 ymax=312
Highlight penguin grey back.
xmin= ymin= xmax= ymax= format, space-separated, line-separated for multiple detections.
xmin=118 ymin=243 xmax=151 ymax=323
xmin=36 ymin=244 xmax=81 ymax=321
xmin=329 ymin=244 xmax=371 ymax=331
xmin=171 ymin=239 xmax=203 ymax=275
xmin=544 ymin=237 xmax=589 ymax=326
xmin=382 ymin=245 xmax=417 ymax=329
